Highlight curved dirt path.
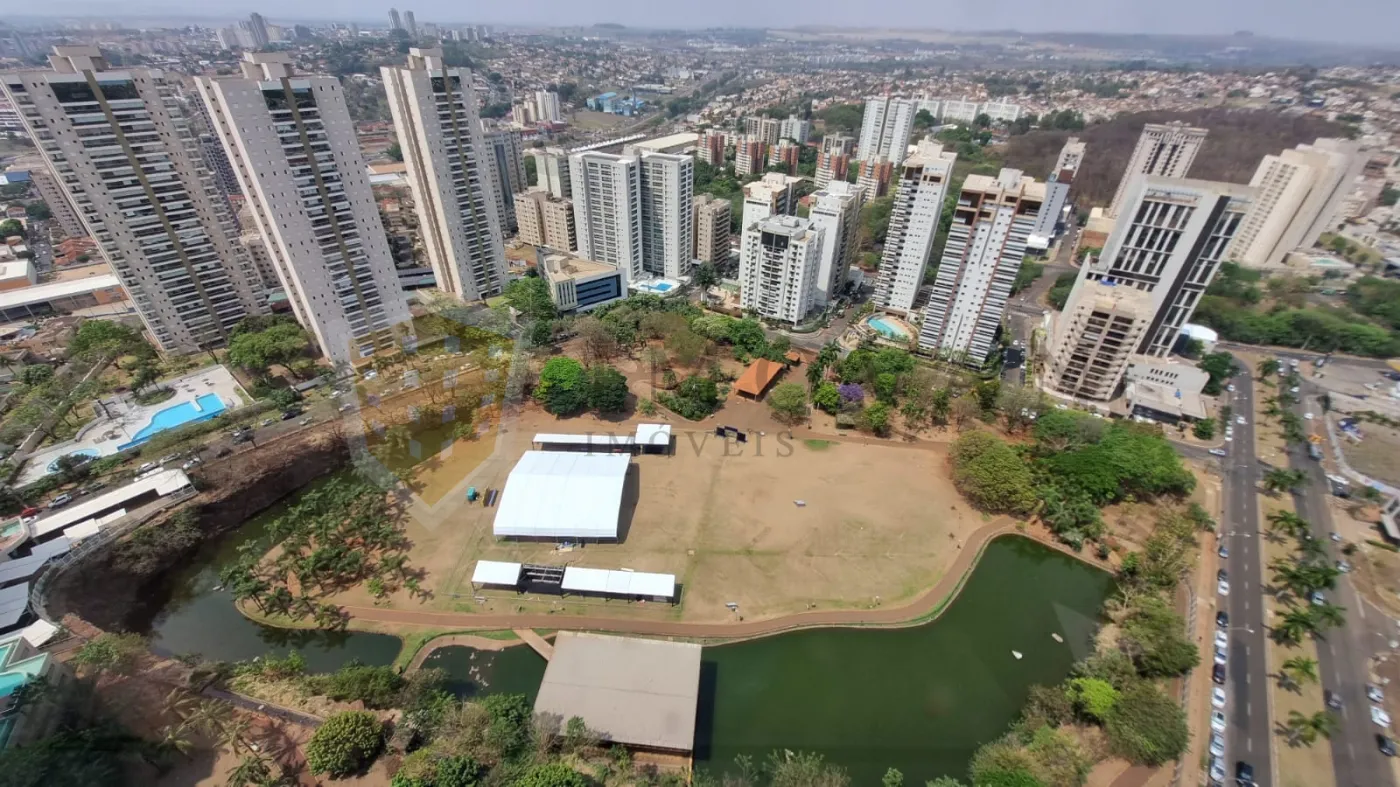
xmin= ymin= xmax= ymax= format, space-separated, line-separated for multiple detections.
xmin=375 ymin=525 xmax=1113 ymax=669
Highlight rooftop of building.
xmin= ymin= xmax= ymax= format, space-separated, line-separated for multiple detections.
xmin=542 ymin=251 xmax=617 ymax=283
xmin=1072 ymin=278 xmax=1153 ymax=313
xmin=754 ymin=214 xmax=813 ymax=238
xmin=1124 ymin=379 xmax=1208 ymax=421
xmin=0 ymin=260 xmax=33 ymax=282
xmin=632 ymin=132 xmax=699 ymax=152
xmin=1139 ymin=175 xmax=1256 ymax=200
xmin=962 ymin=168 xmax=1047 ymax=200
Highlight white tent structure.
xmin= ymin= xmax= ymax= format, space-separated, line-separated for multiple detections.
xmin=493 ymin=451 xmax=630 ymax=540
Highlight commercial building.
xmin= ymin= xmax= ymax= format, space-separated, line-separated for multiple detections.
xmin=483 ymin=128 xmax=526 ymax=233
xmin=633 ymin=132 xmax=700 ymax=155
xmin=1230 ymin=138 xmax=1365 ymax=269
xmin=539 ymin=147 xmax=571 ymax=199
xmin=381 ymin=48 xmax=508 ymax=301
xmin=569 ymin=149 xmax=692 ymax=282
xmin=735 ymin=136 xmax=765 ymax=177
xmin=1107 ymin=122 xmax=1208 ymax=218
xmin=515 ymin=191 xmax=576 ymax=251
xmin=198 ymin=52 xmax=411 ymax=364
xmin=857 ymin=96 xmax=917 ymax=166
xmin=1046 ymin=280 xmax=1154 ymax=401
xmin=1078 ymin=176 xmax=1253 ymax=359
xmin=919 ymin=168 xmax=1045 ymax=365
xmin=739 ymin=214 xmax=824 ymax=324
xmin=540 ymin=249 xmax=627 ymax=313
xmin=873 ymin=141 xmax=957 ymax=314
xmin=3 ymin=46 xmax=264 ymax=355
xmin=741 ymin=172 xmax=799 ymax=232
xmin=814 ymin=151 xmax=851 ymax=190
xmin=779 ymin=115 xmax=811 ymax=143
xmin=693 ymin=194 xmax=730 ymax=264
xmin=808 ymin=181 xmax=864 ymax=306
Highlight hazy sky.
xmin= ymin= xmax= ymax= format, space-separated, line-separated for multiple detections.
xmin=8 ymin=0 xmax=1400 ymax=46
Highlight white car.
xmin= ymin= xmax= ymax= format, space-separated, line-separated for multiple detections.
xmin=1214 ymin=646 xmax=1228 ymax=665
xmin=1225 ymin=434 xmax=1233 ymax=442
xmin=1210 ymin=448 xmax=1228 ymax=457
xmin=1209 ymin=757 xmax=1227 ymax=783
xmin=1236 ymin=416 xmax=1247 ymax=425
xmin=1212 ymin=687 xmax=1227 ymax=708
xmin=1218 ymin=578 xmax=1230 ymax=596
xmin=1305 ymin=412 xmax=1315 ymax=420
xmin=1330 ymin=532 xmax=1342 ymax=542
xmin=1369 ymin=684 xmax=1386 ymax=703
xmin=1337 ymin=560 xmax=1352 ymax=573
xmin=1227 ymin=384 xmax=1236 ymax=393
xmin=1210 ymin=731 xmax=1226 ymax=757
xmin=1374 ymin=706 xmax=1392 ymax=728
xmin=1215 ymin=631 xmax=1229 ymax=649
xmin=1291 ymin=386 xmax=1301 ymax=393
xmin=1211 ymin=710 xmax=1227 ymax=732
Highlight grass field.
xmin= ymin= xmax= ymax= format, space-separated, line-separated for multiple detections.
xmin=1339 ymin=423 xmax=1400 ymax=487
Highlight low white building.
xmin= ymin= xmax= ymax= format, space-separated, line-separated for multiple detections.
xmin=540 ymin=250 xmax=627 ymax=313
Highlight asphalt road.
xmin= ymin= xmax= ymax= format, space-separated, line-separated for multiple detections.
xmin=1288 ymin=381 xmax=1397 ymax=787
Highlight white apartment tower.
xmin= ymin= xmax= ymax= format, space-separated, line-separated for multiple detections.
xmin=807 ymin=181 xmax=865 ymax=307
xmin=872 ymin=140 xmax=957 ymax=314
xmin=1230 ymin=138 xmax=1364 ymax=269
xmin=198 ymin=52 xmax=411 ymax=364
xmin=482 ymin=128 xmax=526 ymax=233
xmin=1054 ymin=136 xmax=1087 ymax=179
xmin=739 ymin=215 xmax=824 ymax=324
xmin=635 ymin=151 xmax=694 ymax=280
xmin=919 ymin=168 xmax=1045 ymax=366
xmin=534 ymin=90 xmax=562 ymax=123
xmin=857 ymin=96 xmax=917 ymax=166
xmin=1078 ymin=176 xmax=1253 ymax=358
xmin=570 ymin=151 xmax=641 ymax=277
xmin=380 ymin=48 xmax=507 ymax=301
xmin=1 ymin=47 xmax=264 ymax=354
xmin=540 ymin=147 xmax=571 ymax=199
xmin=741 ymin=172 xmax=800 ymax=233
xmin=1046 ymin=280 xmax=1154 ymax=401
xmin=1107 ymin=122 xmax=1208 ymax=218
xmin=779 ymin=115 xmax=811 ymax=143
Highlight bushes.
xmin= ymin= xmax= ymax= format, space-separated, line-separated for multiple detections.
xmin=514 ymin=762 xmax=590 ymax=787
xmin=949 ymin=431 xmax=1036 ymax=515
xmin=306 ymin=710 xmax=383 ymax=777
xmin=656 ymin=375 xmax=719 ymax=420
xmin=1104 ymin=682 xmax=1189 ymax=766
xmin=767 ymin=382 xmax=809 ymax=424
xmin=535 ymin=358 xmax=629 ymax=416
xmin=306 ymin=663 xmax=405 ymax=709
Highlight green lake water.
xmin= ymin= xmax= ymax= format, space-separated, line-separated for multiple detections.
xmin=419 ymin=643 xmax=548 ymax=701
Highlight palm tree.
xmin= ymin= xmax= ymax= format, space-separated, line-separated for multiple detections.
xmin=1284 ymin=710 xmax=1339 ymax=746
xmin=1312 ymin=602 xmax=1346 ymax=631
xmin=1258 ymin=358 xmax=1281 ymax=379
xmin=1266 ymin=511 xmax=1309 ymax=539
xmin=1281 ymin=656 xmax=1319 ymax=688
xmin=1273 ymin=607 xmax=1318 ymax=645
xmin=1263 ymin=468 xmax=1306 ymax=495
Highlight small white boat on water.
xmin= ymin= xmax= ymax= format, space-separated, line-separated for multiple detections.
xmin=1052 ymin=633 xmax=1064 ymax=643
xmin=1012 ymin=650 xmax=1023 ymax=660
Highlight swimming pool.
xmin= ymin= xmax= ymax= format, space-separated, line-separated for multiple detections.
xmin=868 ymin=316 xmax=910 ymax=340
xmin=635 ymin=281 xmax=674 ymax=293
xmin=46 ymin=448 xmax=101 ymax=473
xmin=118 ymin=393 xmax=227 ymax=450
xmin=0 ymin=672 xmax=26 ymax=697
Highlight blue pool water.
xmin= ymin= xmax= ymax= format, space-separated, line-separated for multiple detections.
xmin=119 ymin=394 xmax=227 ymax=450
xmin=47 ymin=448 xmax=100 ymax=472
xmin=868 ymin=316 xmax=910 ymax=340
xmin=0 ymin=672 xmax=28 ymax=697
xmin=651 ymin=282 xmax=673 ymax=292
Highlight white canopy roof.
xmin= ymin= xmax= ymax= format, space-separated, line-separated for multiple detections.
xmin=562 ymin=567 xmax=676 ymax=599
xmin=532 ymin=432 xmax=635 ymax=447
xmin=0 ymin=583 xmax=29 ymax=627
xmin=18 ymin=619 xmax=58 ymax=647
xmin=634 ymin=423 xmax=672 ymax=449
xmin=31 ymin=469 xmax=189 ymax=539
xmin=493 ymin=451 xmax=630 ymax=539
xmin=472 ymin=560 xmax=522 ymax=586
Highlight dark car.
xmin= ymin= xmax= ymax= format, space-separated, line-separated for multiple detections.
xmin=280 ymin=408 xmax=302 ymax=420
xmin=1216 ymin=611 xmax=1228 ymax=628
xmin=1212 ymin=663 xmax=1226 ymax=685
xmin=1380 ymin=735 xmax=1397 ymax=757
xmin=1217 ymin=569 xmax=1228 ymax=582
xmin=1235 ymin=761 xmax=1255 ymax=785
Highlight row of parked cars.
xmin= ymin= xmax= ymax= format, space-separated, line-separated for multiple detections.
xmin=1207 ymin=575 xmax=1251 ymax=786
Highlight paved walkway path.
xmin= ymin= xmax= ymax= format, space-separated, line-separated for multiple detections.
xmin=514 ymin=628 xmax=554 ymax=660
xmin=370 ymin=523 xmax=1116 ymax=670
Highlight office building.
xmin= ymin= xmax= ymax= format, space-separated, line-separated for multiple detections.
xmin=779 ymin=115 xmax=811 ymax=143
xmin=381 ymin=48 xmax=508 ymax=301
xmin=198 ymin=52 xmax=411 ymax=364
xmin=3 ymin=46 xmax=264 ymax=355
xmin=1107 ymin=122 xmax=1208 ymax=218
xmin=1231 ymin=138 xmax=1364 ymax=269
xmin=515 ymin=191 xmax=576 ymax=251
xmin=698 ymin=130 xmax=726 ymax=166
xmin=693 ymin=194 xmax=730 ymax=264
xmin=247 ymin=12 xmax=270 ymax=48
xmin=10 ymin=155 xmax=81 ymax=238
xmin=739 ymin=215 xmax=824 ymax=324
xmin=857 ymin=158 xmax=895 ymax=202
xmin=741 ymin=172 xmax=799 ymax=232
xmin=857 ymin=96 xmax=917 ymax=166
xmin=735 ymin=136 xmax=765 ymax=177
xmin=919 ymin=168 xmax=1045 ymax=365
xmin=872 ymin=141 xmax=957 ymax=314
xmin=808 ymin=181 xmax=865 ymax=306
xmin=540 ymin=147 xmax=571 ymax=198
xmin=815 ymin=151 xmax=850 ymax=190
xmin=1079 ymin=176 xmax=1252 ymax=358
xmin=483 ymin=128 xmax=526 ymax=232
xmin=569 ymin=149 xmax=692 ymax=281
xmin=1046 ymin=280 xmax=1154 ymax=401
xmin=822 ymin=133 xmax=855 ymax=156
xmin=541 ymin=249 xmax=627 ymax=313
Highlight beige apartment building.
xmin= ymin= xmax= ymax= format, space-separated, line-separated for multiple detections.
xmin=1230 ymin=138 xmax=1364 ymax=269
xmin=1046 ymin=280 xmax=1153 ymax=401
xmin=693 ymin=194 xmax=730 ymax=264
xmin=1107 ymin=122 xmax=1208 ymax=218
xmin=515 ymin=191 xmax=576 ymax=251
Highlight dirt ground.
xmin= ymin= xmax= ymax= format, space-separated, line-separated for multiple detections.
xmin=326 ymin=403 xmax=986 ymax=625
xmin=1338 ymin=421 xmax=1400 ymax=488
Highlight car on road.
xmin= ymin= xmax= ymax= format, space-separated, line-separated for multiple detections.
xmin=1210 ymin=731 xmax=1225 ymax=757
xmin=1215 ymin=631 xmax=1229 ymax=649
xmin=1235 ymin=761 xmax=1255 ymax=786
xmin=1211 ymin=710 xmax=1227 ymax=732
xmin=1290 ymin=386 xmax=1300 ymax=393
xmin=1374 ymin=706 xmax=1392 ymax=727
xmin=1329 ymin=531 xmax=1341 ymax=542
xmin=1209 ymin=448 xmax=1228 ymax=457
xmin=1214 ymin=646 xmax=1228 ymax=665
xmin=1369 ymin=684 xmax=1385 ymax=703
xmin=1380 ymin=735 xmax=1397 ymax=757
xmin=1212 ymin=687 xmax=1227 ymax=708
xmin=260 ymin=418 xmax=275 ymax=427
xmin=1310 ymin=591 xmax=1325 ymax=605
xmin=1304 ymin=412 xmax=1314 ymax=420
xmin=280 ymin=408 xmax=302 ymax=420
xmin=1224 ymin=434 xmax=1232 ymax=442
xmin=1227 ymin=383 xmax=1236 ymax=393
xmin=1337 ymin=560 xmax=1352 ymax=573
xmin=1326 ymin=689 xmax=1342 ymax=710
xmin=137 ymin=461 xmax=157 ymax=474
xmin=1213 ymin=663 xmax=1227 ymax=685
xmin=49 ymin=493 xmax=73 ymax=509
xmin=1236 ymin=415 xmax=1246 ymax=425
xmin=1216 ymin=610 xmax=1229 ymax=628
xmin=1217 ymin=543 xmax=1228 ymax=558
xmin=1218 ymin=578 xmax=1230 ymax=596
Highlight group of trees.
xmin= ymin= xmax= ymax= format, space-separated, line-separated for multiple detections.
xmin=534 ymin=357 xmax=629 ymax=417
xmin=1196 ymin=352 xmax=1239 ymax=396
xmin=226 ymin=315 xmax=314 ymax=378
xmin=1265 ymin=510 xmax=1348 ymax=647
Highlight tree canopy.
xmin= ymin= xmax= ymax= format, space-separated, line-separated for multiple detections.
xmin=306 ymin=711 xmax=383 ymax=777
xmin=950 ymin=431 xmax=1037 ymax=514
xmin=227 ymin=320 xmax=311 ymax=374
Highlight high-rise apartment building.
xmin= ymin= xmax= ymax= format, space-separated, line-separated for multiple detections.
xmin=534 ymin=90 xmax=562 ymax=123
xmin=693 ymin=194 xmax=731 ymax=264
xmin=388 ymin=8 xmax=403 ymax=31
xmin=815 ymin=151 xmax=850 ymax=190
xmin=1230 ymin=138 xmax=1364 ymax=269
xmin=758 ymin=117 xmax=781 ymax=147
xmin=741 ymin=172 xmax=799 ymax=233
xmin=198 ymin=52 xmax=411 ymax=364
xmin=872 ymin=140 xmax=957 ymax=314
xmin=770 ymin=140 xmax=800 ymax=174
xmin=11 ymin=154 xmax=82 ymax=237
xmin=1046 ymin=280 xmax=1154 ymax=401
xmin=1054 ymin=136 xmax=1087 ymax=179
xmin=482 ymin=128 xmax=526 ymax=232
xmin=697 ymin=130 xmax=726 ymax=166
xmin=1079 ymin=176 xmax=1252 ymax=358
xmin=808 ymin=181 xmax=865 ymax=307
xmin=919 ymin=168 xmax=1045 ymax=365
xmin=3 ymin=46 xmax=264 ymax=354
xmin=735 ymin=137 xmax=765 ymax=177
xmin=822 ymin=133 xmax=856 ymax=156
xmin=1107 ymin=122 xmax=1208 ymax=218
xmin=739 ymin=215 xmax=824 ymax=324
xmin=857 ymin=96 xmax=917 ymax=166
xmin=779 ymin=115 xmax=811 ymax=143
xmin=381 ymin=48 xmax=508 ymax=301
xmin=856 ymin=158 xmax=895 ymax=202
xmin=569 ymin=149 xmax=692 ymax=281
xmin=539 ymin=147 xmax=571 ymax=199
xmin=247 ymin=13 xmax=271 ymax=48
xmin=404 ymin=10 xmax=418 ymax=38
xmin=515 ymin=191 xmax=575 ymax=251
